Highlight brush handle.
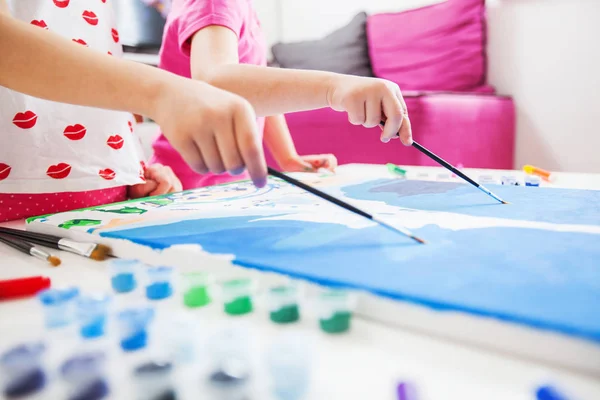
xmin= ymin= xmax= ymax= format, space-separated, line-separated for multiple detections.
xmin=0 ymin=227 xmax=60 ymax=249
xmin=411 ymin=142 xmax=480 ymax=188
xmin=267 ymin=167 xmax=371 ymax=219
xmin=0 ymin=234 xmax=34 ymax=255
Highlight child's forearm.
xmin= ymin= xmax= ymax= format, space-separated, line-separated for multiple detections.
xmin=0 ymin=13 xmax=175 ymax=119
xmin=202 ymin=64 xmax=339 ymax=117
xmin=263 ymin=115 xmax=298 ymax=166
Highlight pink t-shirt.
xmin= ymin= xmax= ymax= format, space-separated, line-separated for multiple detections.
xmin=150 ymin=0 xmax=267 ymax=189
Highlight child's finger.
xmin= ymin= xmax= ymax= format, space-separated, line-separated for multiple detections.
xmin=346 ymin=100 xmax=367 ymax=126
xmin=234 ymin=104 xmax=267 ymax=187
xmin=364 ymin=97 xmax=382 ymax=128
xmin=398 ymin=114 xmax=413 ymax=146
xmin=380 ymin=98 xmax=404 ymax=143
xmin=198 ymin=135 xmax=226 ymax=175
xmin=177 ymin=138 xmax=209 ymax=174
xmin=215 ymin=125 xmax=245 ymax=175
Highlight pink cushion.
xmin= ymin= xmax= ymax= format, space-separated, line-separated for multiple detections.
xmin=367 ymin=0 xmax=487 ymax=92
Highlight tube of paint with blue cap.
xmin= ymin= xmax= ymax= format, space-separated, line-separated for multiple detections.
xmin=146 ymin=267 xmax=174 ymax=300
xmin=110 ymin=259 xmax=139 ymax=293
xmin=117 ymin=307 xmax=154 ymax=352
xmin=1 ymin=342 xmax=47 ymax=398
xmin=38 ymin=287 xmax=80 ymax=328
xmin=61 ymin=352 xmax=109 ymax=400
xmin=77 ymin=294 xmax=111 ymax=339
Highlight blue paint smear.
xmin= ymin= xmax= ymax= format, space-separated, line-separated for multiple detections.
xmin=101 ymin=215 xmax=600 ymax=343
xmin=341 ymin=179 xmax=600 ymax=226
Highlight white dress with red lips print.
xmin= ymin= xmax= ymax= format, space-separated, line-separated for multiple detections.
xmin=0 ymin=0 xmax=145 ymax=196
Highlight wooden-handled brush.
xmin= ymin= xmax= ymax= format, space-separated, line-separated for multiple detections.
xmin=0 ymin=234 xmax=61 ymax=267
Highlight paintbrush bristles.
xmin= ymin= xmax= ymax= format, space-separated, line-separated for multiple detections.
xmin=89 ymin=244 xmax=111 ymax=261
xmin=48 ymin=256 xmax=61 ymax=267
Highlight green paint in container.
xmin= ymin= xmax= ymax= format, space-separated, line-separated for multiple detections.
xmin=182 ymin=272 xmax=212 ymax=308
xmin=221 ymin=278 xmax=253 ymax=316
xmin=317 ymin=290 xmax=355 ymax=334
xmin=268 ymin=285 xmax=300 ymax=324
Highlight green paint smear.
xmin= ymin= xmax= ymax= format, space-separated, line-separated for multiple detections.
xmin=58 ymin=219 xmax=102 ymax=229
xmin=270 ymin=304 xmax=300 ymax=324
xmin=184 ymin=286 xmax=211 ymax=308
xmin=320 ymin=311 xmax=352 ymax=333
xmin=224 ymin=296 xmax=253 ymax=315
xmin=95 ymin=206 xmax=148 ymax=215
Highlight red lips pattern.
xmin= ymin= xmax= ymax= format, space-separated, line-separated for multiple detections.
xmin=31 ymin=20 xmax=48 ymax=29
xmin=106 ymin=135 xmax=124 ymax=150
xmin=99 ymin=168 xmax=116 ymax=180
xmin=128 ymin=121 xmax=133 ymax=133
xmin=63 ymin=124 xmax=87 ymax=141
xmin=111 ymin=28 xmax=119 ymax=43
xmin=0 ymin=163 xmax=11 ymax=181
xmin=47 ymin=163 xmax=72 ymax=179
xmin=72 ymin=38 xmax=88 ymax=46
xmin=53 ymin=0 xmax=70 ymax=8
xmin=82 ymin=10 xmax=98 ymax=26
xmin=12 ymin=111 xmax=38 ymax=129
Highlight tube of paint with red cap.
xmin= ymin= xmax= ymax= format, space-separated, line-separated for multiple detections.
xmin=0 ymin=276 xmax=51 ymax=300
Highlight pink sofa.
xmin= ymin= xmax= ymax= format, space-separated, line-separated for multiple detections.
xmin=267 ymin=0 xmax=515 ymax=169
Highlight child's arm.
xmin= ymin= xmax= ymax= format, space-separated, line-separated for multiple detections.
xmin=190 ymin=26 xmax=412 ymax=145
xmin=0 ymin=13 xmax=267 ymax=186
xmin=264 ymin=115 xmax=337 ymax=172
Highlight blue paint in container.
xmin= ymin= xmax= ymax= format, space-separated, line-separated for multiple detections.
xmin=117 ymin=307 xmax=154 ymax=352
xmin=61 ymin=352 xmax=109 ymax=400
xmin=1 ymin=343 xmax=47 ymax=398
xmin=146 ymin=267 xmax=174 ymax=300
xmin=77 ymin=294 xmax=111 ymax=339
xmin=38 ymin=287 xmax=80 ymax=328
xmin=110 ymin=259 xmax=138 ymax=293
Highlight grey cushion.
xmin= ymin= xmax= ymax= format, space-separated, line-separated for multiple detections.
xmin=271 ymin=12 xmax=374 ymax=77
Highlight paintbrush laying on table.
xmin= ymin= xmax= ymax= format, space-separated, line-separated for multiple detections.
xmin=267 ymin=167 xmax=426 ymax=244
xmin=0 ymin=227 xmax=111 ymax=261
xmin=0 ymin=234 xmax=61 ymax=267
xmin=379 ymin=121 xmax=508 ymax=204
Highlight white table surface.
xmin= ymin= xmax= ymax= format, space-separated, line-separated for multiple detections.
xmin=1 ymin=165 xmax=599 ymax=400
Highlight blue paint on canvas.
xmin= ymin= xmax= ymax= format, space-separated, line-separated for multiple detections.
xmin=97 ymin=178 xmax=600 ymax=342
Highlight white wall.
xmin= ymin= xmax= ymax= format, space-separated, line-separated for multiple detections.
xmin=254 ymin=0 xmax=600 ymax=173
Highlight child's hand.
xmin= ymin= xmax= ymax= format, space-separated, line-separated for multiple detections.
xmin=280 ymin=154 xmax=338 ymax=173
xmin=151 ymin=78 xmax=267 ymax=187
xmin=128 ymin=164 xmax=182 ymax=199
xmin=327 ymin=76 xmax=412 ymax=146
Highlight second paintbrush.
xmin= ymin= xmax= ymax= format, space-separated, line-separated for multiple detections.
xmin=267 ymin=167 xmax=426 ymax=244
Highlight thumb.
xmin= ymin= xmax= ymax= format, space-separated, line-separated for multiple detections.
xmin=128 ymin=179 xmax=158 ymax=199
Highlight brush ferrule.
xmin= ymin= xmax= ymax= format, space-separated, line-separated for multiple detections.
xmin=57 ymin=239 xmax=96 ymax=257
xmin=30 ymin=246 xmax=51 ymax=262
xmin=477 ymin=185 xmax=504 ymax=204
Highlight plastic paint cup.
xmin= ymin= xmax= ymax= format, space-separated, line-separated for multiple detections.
xmin=110 ymin=259 xmax=138 ymax=293
xmin=61 ymin=352 xmax=108 ymax=400
xmin=501 ymin=175 xmax=519 ymax=186
xmin=268 ymin=333 xmax=312 ymax=400
xmin=38 ymin=287 xmax=80 ymax=329
xmin=525 ymin=175 xmax=541 ymax=187
xmin=267 ymin=285 xmax=300 ymax=324
xmin=1 ymin=342 xmax=47 ymax=398
xmin=221 ymin=279 xmax=253 ymax=315
xmin=146 ymin=267 xmax=174 ymax=301
xmin=77 ymin=294 xmax=111 ymax=339
xmin=317 ymin=289 xmax=355 ymax=334
xmin=133 ymin=361 xmax=175 ymax=400
xmin=182 ymin=272 xmax=212 ymax=308
xmin=478 ymin=175 xmax=497 ymax=185
xmin=207 ymin=358 xmax=251 ymax=400
xmin=117 ymin=307 xmax=154 ymax=352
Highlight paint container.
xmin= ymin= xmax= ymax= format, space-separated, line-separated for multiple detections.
xmin=1 ymin=342 xmax=47 ymax=398
xmin=207 ymin=358 xmax=251 ymax=400
xmin=160 ymin=313 xmax=202 ymax=364
xmin=110 ymin=259 xmax=138 ymax=293
xmin=525 ymin=175 xmax=541 ymax=187
xmin=38 ymin=287 xmax=80 ymax=329
xmin=61 ymin=352 xmax=109 ymax=400
xmin=117 ymin=307 xmax=154 ymax=352
xmin=478 ymin=175 xmax=497 ymax=185
xmin=436 ymin=172 xmax=451 ymax=181
xmin=182 ymin=272 xmax=212 ymax=308
xmin=501 ymin=175 xmax=520 ymax=186
xmin=221 ymin=279 xmax=253 ymax=315
xmin=268 ymin=333 xmax=312 ymax=400
xmin=397 ymin=381 xmax=419 ymax=400
xmin=267 ymin=285 xmax=300 ymax=324
xmin=317 ymin=289 xmax=355 ymax=334
xmin=134 ymin=361 xmax=176 ymax=400
xmin=535 ymin=384 xmax=570 ymax=400
xmin=146 ymin=267 xmax=174 ymax=301
xmin=77 ymin=294 xmax=111 ymax=339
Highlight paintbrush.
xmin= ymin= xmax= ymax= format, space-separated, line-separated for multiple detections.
xmin=378 ymin=121 xmax=508 ymax=204
xmin=267 ymin=167 xmax=426 ymax=244
xmin=0 ymin=234 xmax=61 ymax=267
xmin=0 ymin=227 xmax=111 ymax=261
